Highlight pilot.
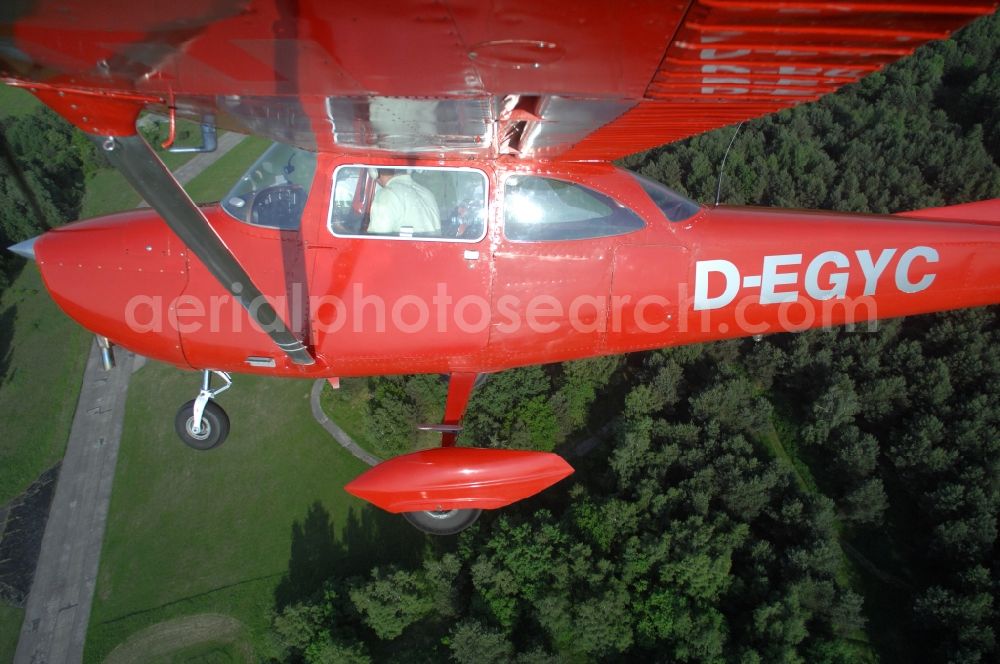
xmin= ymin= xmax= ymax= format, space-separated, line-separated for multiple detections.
xmin=368 ymin=169 xmax=441 ymax=235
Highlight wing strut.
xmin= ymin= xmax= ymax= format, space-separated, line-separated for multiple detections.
xmin=95 ymin=134 xmax=315 ymax=366
xmin=13 ymin=84 xmax=313 ymax=366
xmin=417 ymin=372 xmax=482 ymax=446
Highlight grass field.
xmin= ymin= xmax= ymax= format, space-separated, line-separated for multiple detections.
xmin=144 ymin=641 xmax=250 ymax=664
xmin=80 ymin=132 xmax=268 ymax=221
xmin=0 ymin=602 xmax=24 ymax=663
xmin=80 ymin=127 xmax=256 ymax=219
xmin=184 ymin=136 xmax=270 ymax=203
xmin=81 ymin=169 xmax=143 ymax=218
xmin=82 ymin=364 xmax=420 ymax=662
xmin=0 ymin=266 xmax=90 ymax=505
xmin=0 ymin=85 xmax=40 ymax=119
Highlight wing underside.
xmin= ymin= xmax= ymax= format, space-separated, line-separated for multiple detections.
xmin=559 ymin=0 xmax=1000 ymax=160
xmin=0 ymin=0 xmax=995 ymax=160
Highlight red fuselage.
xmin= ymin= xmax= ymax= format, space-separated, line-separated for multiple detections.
xmin=32 ymin=156 xmax=1000 ymax=378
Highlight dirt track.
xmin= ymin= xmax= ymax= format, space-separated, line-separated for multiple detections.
xmin=104 ymin=613 xmax=253 ymax=664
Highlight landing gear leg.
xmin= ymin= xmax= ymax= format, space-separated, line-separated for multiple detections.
xmin=403 ymin=372 xmax=484 ymax=535
xmin=175 ymin=370 xmax=232 ymax=450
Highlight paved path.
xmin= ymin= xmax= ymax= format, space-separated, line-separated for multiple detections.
xmin=15 ymin=133 xmax=247 ymax=664
xmin=14 ymin=343 xmax=133 ymax=664
xmin=309 ymin=380 xmax=381 ymax=467
xmin=169 ymin=132 xmax=245 ymax=186
xmin=138 ymin=132 xmax=246 ymax=206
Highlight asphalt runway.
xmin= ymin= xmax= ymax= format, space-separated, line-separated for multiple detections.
xmin=14 ymin=342 xmax=133 ymax=664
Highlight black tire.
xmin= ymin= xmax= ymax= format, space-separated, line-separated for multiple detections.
xmin=403 ymin=508 xmax=481 ymax=536
xmin=174 ymin=399 xmax=230 ymax=450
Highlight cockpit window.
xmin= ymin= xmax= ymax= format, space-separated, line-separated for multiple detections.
xmin=328 ymin=165 xmax=487 ymax=242
xmin=222 ymin=143 xmax=317 ymax=229
xmin=503 ymin=176 xmax=645 ymax=242
xmin=627 ymin=171 xmax=701 ymax=222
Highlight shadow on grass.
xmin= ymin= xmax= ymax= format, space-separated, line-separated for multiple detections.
xmin=97 ymin=502 xmax=424 ymax=626
xmin=273 ymin=501 xmax=424 ymax=610
xmin=0 ymin=302 xmax=17 ymax=386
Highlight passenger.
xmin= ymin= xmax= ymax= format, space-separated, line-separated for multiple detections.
xmin=368 ymin=169 xmax=441 ymax=235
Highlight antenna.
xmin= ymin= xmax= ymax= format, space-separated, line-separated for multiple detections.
xmin=715 ymin=121 xmax=744 ymax=207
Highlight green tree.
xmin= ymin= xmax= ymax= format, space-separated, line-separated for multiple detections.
xmin=462 ymin=366 xmax=559 ymax=450
xmin=349 ymin=567 xmax=436 ymax=640
xmin=447 ymin=621 xmax=514 ymax=664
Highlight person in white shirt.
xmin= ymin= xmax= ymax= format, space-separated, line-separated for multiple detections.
xmin=368 ymin=169 xmax=441 ymax=235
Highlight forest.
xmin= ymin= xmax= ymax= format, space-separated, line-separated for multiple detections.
xmin=1 ymin=10 xmax=998 ymax=664
xmin=0 ymin=107 xmax=101 ymax=289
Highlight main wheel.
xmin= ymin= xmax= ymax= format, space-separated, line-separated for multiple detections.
xmin=175 ymin=400 xmax=230 ymax=450
xmin=403 ymin=509 xmax=481 ymax=536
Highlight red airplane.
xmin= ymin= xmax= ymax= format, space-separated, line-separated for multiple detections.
xmin=3 ymin=1 xmax=1000 ymax=534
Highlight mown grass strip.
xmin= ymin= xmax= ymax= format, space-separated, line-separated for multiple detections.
xmin=0 ymin=85 xmax=40 ymax=119
xmin=184 ymin=136 xmax=270 ymax=204
xmin=0 ymin=602 xmax=24 ymax=663
xmin=0 ymin=266 xmax=89 ymax=504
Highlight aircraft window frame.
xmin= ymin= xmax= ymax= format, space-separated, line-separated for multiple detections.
xmin=502 ymin=175 xmax=646 ymax=243
xmin=221 ymin=142 xmax=317 ymax=230
xmin=326 ymin=164 xmax=489 ymax=244
xmin=626 ymin=171 xmax=702 ymax=223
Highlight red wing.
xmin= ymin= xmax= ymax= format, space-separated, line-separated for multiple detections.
xmin=0 ymin=0 xmax=995 ymax=159
xmin=557 ymin=0 xmax=999 ymax=160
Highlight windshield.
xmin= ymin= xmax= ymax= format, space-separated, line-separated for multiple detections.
xmin=627 ymin=172 xmax=701 ymax=222
xmin=222 ymin=143 xmax=317 ymax=229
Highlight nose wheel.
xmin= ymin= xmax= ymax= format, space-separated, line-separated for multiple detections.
xmin=175 ymin=370 xmax=231 ymax=450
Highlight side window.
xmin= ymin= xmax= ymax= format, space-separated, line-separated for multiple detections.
xmin=329 ymin=166 xmax=487 ymax=242
xmin=627 ymin=171 xmax=701 ymax=222
xmin=222 ymin=143 xmax=317 ymax=229
xmin=503 ymin=176 xmax=645 ymax=242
